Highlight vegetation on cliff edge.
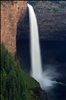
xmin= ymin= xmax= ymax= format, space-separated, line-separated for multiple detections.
xmin=0 ymin=43 xmax=47 ymax=100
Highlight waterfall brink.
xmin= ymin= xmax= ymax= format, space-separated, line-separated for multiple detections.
xmin=27 ymin=3 xmax=42 ymax=79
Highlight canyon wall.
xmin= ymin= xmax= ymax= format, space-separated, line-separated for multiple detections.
xmin=1 ymin=1 xmax=27 ymax=54
xmin=1 ymin=1 xmax=66 ymax=54
xmin=17 ymin=1 xmax=66 ymax=40
xmin=34 ymin=1 xmax=66 ymax=40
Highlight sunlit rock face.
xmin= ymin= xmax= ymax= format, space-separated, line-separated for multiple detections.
xmin=17 ymin=1 xmax=66 ymax=40
xmin=1 ymin=1 xmax=27 ymax=54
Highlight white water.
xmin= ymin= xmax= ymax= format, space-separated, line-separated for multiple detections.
xmin=27 ymin=3 xmax=66 ymax=93
xmin=27 ymin=3 xmax=42 ymax=79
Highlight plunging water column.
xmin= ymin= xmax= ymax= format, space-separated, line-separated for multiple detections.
xmin=27 ymin=4 xmax=43 ymax=80
xmin=27 ymin=4 xmax=66 ymax=100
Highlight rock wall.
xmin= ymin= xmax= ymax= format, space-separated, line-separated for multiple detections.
xmin=17 ymin=1 xmax=66 ymax=40
xmin=33 ymin=1 xmax=66 ymax=40
xmin=1 ymin=1 xmax=27 ymax=54
xmin=1 ymin=1 xmax=66 ymax=54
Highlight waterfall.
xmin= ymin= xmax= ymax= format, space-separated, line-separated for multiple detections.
xmin=27 ymin=4 xmax=65 ymax=96
xmin=27 ymin=3 xmax=42 ymax=79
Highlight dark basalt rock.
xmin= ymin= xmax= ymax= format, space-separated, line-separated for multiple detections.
xmin=17 ymin=1 xmax=66 ymax=40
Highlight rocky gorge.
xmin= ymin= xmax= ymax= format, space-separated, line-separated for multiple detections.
xmin=1 ymin=1 xmax=66 ymax=54
xmin=1 ymin=1 xmax=66 ymax=100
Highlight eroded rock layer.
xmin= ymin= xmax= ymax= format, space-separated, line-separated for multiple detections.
xmin=1 ymin=1 xmax=27 ymax=54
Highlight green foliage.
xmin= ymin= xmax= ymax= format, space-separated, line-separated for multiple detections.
xmin=1 ymin=43 xmax=26 ymax=100
xmin=1 ymin=43 xmax=47 ymax=100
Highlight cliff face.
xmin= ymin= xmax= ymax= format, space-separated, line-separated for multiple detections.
xmin=17 ymin=1 xmax=66 ymax=40
xmin=1 ymin=1 xmax=66 ymax=53
xmin=1 ymin=1 xmax=27 ymax=54
xmin=33 ymin=1 xmax=66 ymax=40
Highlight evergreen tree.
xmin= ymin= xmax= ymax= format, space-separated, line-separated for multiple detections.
xmin=1 ymin=43 xmax=26 ymax=100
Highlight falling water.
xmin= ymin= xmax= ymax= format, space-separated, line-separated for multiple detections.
xmin=27 ymin=3 xmax=42 ymax=79
xmin=27 ymin=3 xmax=66 ymax=95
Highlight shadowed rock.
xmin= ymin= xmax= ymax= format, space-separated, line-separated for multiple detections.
xmin=17 ymin=1 xmax=66 ymax=40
